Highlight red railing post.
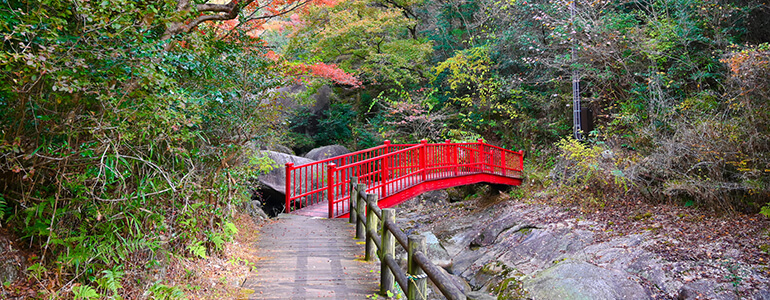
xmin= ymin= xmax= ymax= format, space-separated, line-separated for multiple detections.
xmin=381 ymin=140 xmax=390 ymax=197
xmin=327 ymin=163 xmax=337 ymax=218
xmin=519 ymin=150 xmax=525 ymax=172
xmin=444 ymin=139 xmax=451 ymax=175
xmin=450 ymin=140 xmax=458 ymax=175
xmin=477 ymin=139 xmax=484 ymax=173
xmin=419 ymin=140 xmax=427 ymax=181
xmin=501 ymin=150 xmax=506 ymax=176
xmin=285 ymin=162 xmax=294 ymax=213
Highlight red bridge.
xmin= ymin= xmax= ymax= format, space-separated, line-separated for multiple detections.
xmin=284 ymin=139 xmax=524 ymax=218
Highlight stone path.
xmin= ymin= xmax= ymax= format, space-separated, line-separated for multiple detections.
xmin=242 ymin=214 xmax=379 ymax=299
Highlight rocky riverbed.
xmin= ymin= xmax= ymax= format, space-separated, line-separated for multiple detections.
xmin=394 ymin=188 xmax=770 ymax=300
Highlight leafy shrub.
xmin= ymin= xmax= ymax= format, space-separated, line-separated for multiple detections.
xmin=554 ymin=138 xmax=631 ymax=206
xmin=0 ymin=0 xmax=286 ymax=297
xmin=316 ymin=103 xmax=357 ymax=146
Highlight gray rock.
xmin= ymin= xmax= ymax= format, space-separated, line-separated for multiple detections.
xmin=243 ymin=141 xmax=295 ymax=159
xmin=677 ymin=280 xmax=737 ymax=300
xmin=420 ymin=190 xmax=449 ymax=204
xmin=257 ymin=151 xmax=316 ymax=194
xmin=470 ymin=213 xmax=523 ymax=248
xmin=754 ymin=290 xmax=770 ymax=300
xmin=523 ymin=261 xmax=649 ymax=300
xmin=266 ymin=144 xmax=295 ymax=155
xmin=423 ymin=232 xmax=452 ymax=268
xmin=0 ymin=235 xmax=22 ymax=284
xmin=467 ymin=290 xmax=497 ymax=300
xmin=244 ymin=200 xmax=268 ymax=221
xmin=495 ymin=227 xmax=593 ymax=274
xmin=304 ymin=145 xmax=350 ymax=161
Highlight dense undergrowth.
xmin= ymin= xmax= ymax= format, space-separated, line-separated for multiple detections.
xmin=1 ymin=0 xmax=283 ymax=298
xmin=2 ymin=0 xmax=770 ymax=298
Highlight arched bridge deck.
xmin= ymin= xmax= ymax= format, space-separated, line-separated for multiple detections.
xmin=284 ymin=139 xmax=524 ymax=218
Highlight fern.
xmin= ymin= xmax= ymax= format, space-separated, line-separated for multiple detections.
xmin=72 ymin=285 xmax=101 ymax=300
xmin=148 ymin=282 xmax=187 ymax=300
xmin=97 ymin=266 xmax=124 ymax=296
xmin=187 ymin=240 xmax=207 ymax=259
xmin=223 ymin=221 xmax=238 ymax=237
xmin=0 ymin=195 xmax=6 ymax=226
xmin=26 ymin=262 xmax=48 ymax=280
xmin=208 ymin=232 xmax=225 ymax=252
xmin=761 ymin=205 xmax=770 ymax=218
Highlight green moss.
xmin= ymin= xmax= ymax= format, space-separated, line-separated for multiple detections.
xmin=483 ymin=262 xmax=530 ymax=300
xmin=630 ymin=211 xmax=653 ymax=221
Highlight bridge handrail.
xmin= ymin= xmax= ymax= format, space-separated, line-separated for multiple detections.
xmin=285 ymin=139 xmax=524 ymax=217
xmin=349 ymin=179 xmax=467 ymax=300
xmin=283 ymin=142 xmax=420 ymax=212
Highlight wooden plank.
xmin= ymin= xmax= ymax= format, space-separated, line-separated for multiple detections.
xmin=243 ymin=214 xmax=379 ymax=299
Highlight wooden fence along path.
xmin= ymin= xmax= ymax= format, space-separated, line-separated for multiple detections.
xmin=245 ymin=140 xmax=524 ymax=299
xmin=242 ymin=214 xmax=379 ymax=299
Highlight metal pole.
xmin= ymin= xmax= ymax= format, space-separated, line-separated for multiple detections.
xmin=571 ymin=0 xmax=583 ymax=141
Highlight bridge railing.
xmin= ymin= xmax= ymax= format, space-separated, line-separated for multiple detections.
xmin=349 ymin=178 xmax=466 ymax=300
xmin=285 ymin=139 xmax=524 ymax=217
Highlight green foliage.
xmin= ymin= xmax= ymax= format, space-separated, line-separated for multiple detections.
xmin=0 ymin=195 xmax=6 ymax=226
xmin=317 ymin=103 xmax=357 ymax=145
xmin=0 ymin=0 xmax=289 ymax=297
xmin=97 ymin=266 xmax=125 ymax=298
xmin=283 ymin=0 xmax=433 ymax=87
xmin=287 ymin=103 xmax=357 ymax=151
xmin=555 ymin=138 xmax=631 ymax=205
xmin=148 ymin=282 xmax=187 ymax=300
xmin=72 ymin=285 xmax=101 ymax=300
xmin=761 ymin=206 xmax=770 ymax=219
xmin=187 ymin=240 xmax=208 ymax=259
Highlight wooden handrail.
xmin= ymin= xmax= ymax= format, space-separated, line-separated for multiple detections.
xmin=349 ymin=177 xmax=467 ymax=300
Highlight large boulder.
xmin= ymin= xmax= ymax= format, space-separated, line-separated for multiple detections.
xmin=257 ymin=151 xmax=315 ymax=195
xmin=263 ymin=144 xmax=295 ymax=156
xmin=523 ymin=261 xmax=648 ymax=300
xmin=422 ymin=232 xmax=452 ymax=268
xmin=256 ymin=151 xmax=316 ymax=216
xmin=304 ymin=145 xmax=350 ymax=161
xmin=244 ymin=141 xmax=295 ymax=156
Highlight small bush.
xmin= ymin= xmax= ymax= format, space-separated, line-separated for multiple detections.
xmin=553 ymin=138 xmax=632 ymax=206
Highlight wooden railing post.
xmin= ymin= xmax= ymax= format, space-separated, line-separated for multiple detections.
xmin=356 ymin=183 xmax=366 ymax=239
xmin=365 ymin=193 xmax=378 ymax=261
xmin=519 ymin=150 xmax=525 ymax=172
xmin=285 ymin=162 xmax=294 ymax=213
xmin=327 ymin=163 xmax=336 ymax=218
xmin=419 ymin=140 xmax=427 ymax=181
xmin=380 ymin=208 xmax=396 ymax=295
xmin=349 ymin=176 xmax=358 ymax=224
xmin=408 ymin=235 xmax=427 ymax=299
xmin=381 ymin=140 xmax=390 ymax=197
